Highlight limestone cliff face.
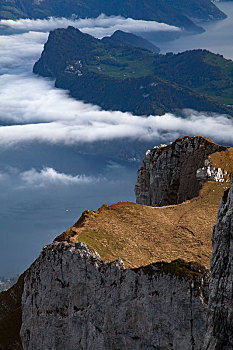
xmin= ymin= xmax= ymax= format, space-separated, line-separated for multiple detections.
xmin=203 ymin=185 xmax=233 ymax=350
xmin=135 ymin=136 xmax=228 ymax=206
xmin=2 ymin=136 xmax=233 ymax=350
xmin=20 ymin=242 xmax=209 ymax=350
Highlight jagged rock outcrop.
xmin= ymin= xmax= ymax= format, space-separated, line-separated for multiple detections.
xmin=203 ymin=185 xmax=233 ymax=350
xmin=135 ymin=136 xmax=229 ymax=206
xmin=20 ymin=242 xmax=209 ymax=350
xmin=1 ymin=136 xmax=233 ymax=350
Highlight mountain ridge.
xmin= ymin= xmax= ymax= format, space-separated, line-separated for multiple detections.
xmin=33 ymin=26 xmax=233 ymax=116
xmin=0 ymin=136 xmax=232 ymax=349
xmin=0 ymin=0 xmax=226 ymax=34
xmin=101 ymin=30 xmax=160 ymax=53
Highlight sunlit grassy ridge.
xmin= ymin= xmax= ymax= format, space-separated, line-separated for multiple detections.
xmin=154 ymin=50 xmax=233 ymax=105
xmin=55 ymin=182 xmax=230 ymax=269
xmin=56 ymin=142 xmax=233 ymax=269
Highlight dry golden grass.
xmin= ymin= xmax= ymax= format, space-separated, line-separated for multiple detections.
xmin=1 ymin=137 xmax=232 ymax=349
xmin=56 ymin=181 xmax=231 ymax=269
xmin=56 ymin=138 xmax=233 ymax=269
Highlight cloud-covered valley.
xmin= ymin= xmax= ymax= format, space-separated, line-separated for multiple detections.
xmin=0 ymin=19 xmax=233 ymax=148
xmin=0 ymin=14 xmax=181 ymax=38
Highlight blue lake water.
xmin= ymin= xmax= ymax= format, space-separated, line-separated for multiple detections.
xmin=157 ymin=2 xmax=233 ymax=59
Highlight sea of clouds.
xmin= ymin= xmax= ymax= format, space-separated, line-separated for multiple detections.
xmin=0 ymin=16 xmax=233 ymax=148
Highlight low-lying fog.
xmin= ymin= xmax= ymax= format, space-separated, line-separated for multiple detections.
xmin=1 ymin=6 xmax=233 ymax=276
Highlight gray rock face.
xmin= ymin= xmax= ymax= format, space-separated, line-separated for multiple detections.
xmin=20 ymin=242 xmax=209 ymax=350
xmin=135 ymin=136 xmax=227 ymax=206
xmin=203 ymin=185 xmax=233 ymax=350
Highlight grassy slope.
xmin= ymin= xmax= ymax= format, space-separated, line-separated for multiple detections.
xmin=154 ymin=50 xmax=233 ymax=105
xmin=55 ymin=182 xmax=229 ymax=269
xmin=34 ymin=27 xmax=233 ymax=116
xmin=1 ymin=142 xmax=232 ymax=348
xmin=56 ymin=148 xmax=233 ymax=267
xmin=55 ymin=146 xmax=233 ymax=269
xmin=0 ymin=0 xmax=28 ymax=20
xmin=86 ymin=47 xmax=155 ymax=79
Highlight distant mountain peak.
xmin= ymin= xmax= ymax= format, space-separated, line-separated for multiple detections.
xmin=102 ymin=30 xmax=160 ymax=53
xmin=135 ymin=136 xmax=233 ymax=206
xmin=33 ymin=27 xmax=233 ymax=116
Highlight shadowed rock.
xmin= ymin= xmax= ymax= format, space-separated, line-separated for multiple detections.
xmin=203 ymin=184 xmax=233 ymax=350
xmin=135 ymin=136 xmax=231 ymax=206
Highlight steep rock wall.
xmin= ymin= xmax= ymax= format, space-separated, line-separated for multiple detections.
xmin=20 ymin=242 xmax=209 ymax=350
xmin=203 ymin=185 xmax=233 ymax=350
xmin=135 ymin=136 xmax=227 ymax=206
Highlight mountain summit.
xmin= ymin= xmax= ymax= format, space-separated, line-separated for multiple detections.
xmin=101 ymin=30 xmax=160 ymax=53
xmin=0 ymin=136 xmax=232 ymax=350
xmin=33 ymin=27 xmax=233 ymax=116
xmin=135 ymin=136 xmax=232 ymax=206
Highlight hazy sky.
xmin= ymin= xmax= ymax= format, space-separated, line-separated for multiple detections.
xmin=1 ymin=9 xmax=233 ymax=276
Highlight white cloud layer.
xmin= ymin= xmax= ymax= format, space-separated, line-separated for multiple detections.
xmin=0 ymin=14 xmax=181 ymax=38
xmin=0 ymin=31 xmax=47 ymax=74
xmin=20 ymin=167 xmax=99 ymax=186
xmin=0 ymin=18 xmax=232 ymax=150
xmin=0 ymin=166 xmax=100 ymax=187
xmin=1 ymin=103 xmax=233 ymax=146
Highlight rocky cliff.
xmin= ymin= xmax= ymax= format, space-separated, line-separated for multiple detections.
xmin=20 ymin=242 xmax=209 ymax=350
xmin=0 ymin=136 xmax=233 ymax=350
xmin=135 ymin=136 xmax=232 ymax=206
xmin=0 ymin=273 xmax=26 ymax=350
xmin=203 ymin=185 xmax=233 ymax=350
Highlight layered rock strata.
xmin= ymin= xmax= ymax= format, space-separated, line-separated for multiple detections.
xmin=203 ymin=185 xmax=233 ymax=350
xmin=135 ymin=136 xmax=228 ymax=206
xmin=20 ymin=242 xmax=209 ymax=350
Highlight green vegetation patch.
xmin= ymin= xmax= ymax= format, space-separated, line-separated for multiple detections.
xmin=86 ymin=47 xmax=155 ymax=79
xmin=0 ymin=1 xmax=27 ymax=19
xmin=134 ymin=259 xmax=208 ymax=280
xmin=78 ymin=229 xmax=124 ymax=262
